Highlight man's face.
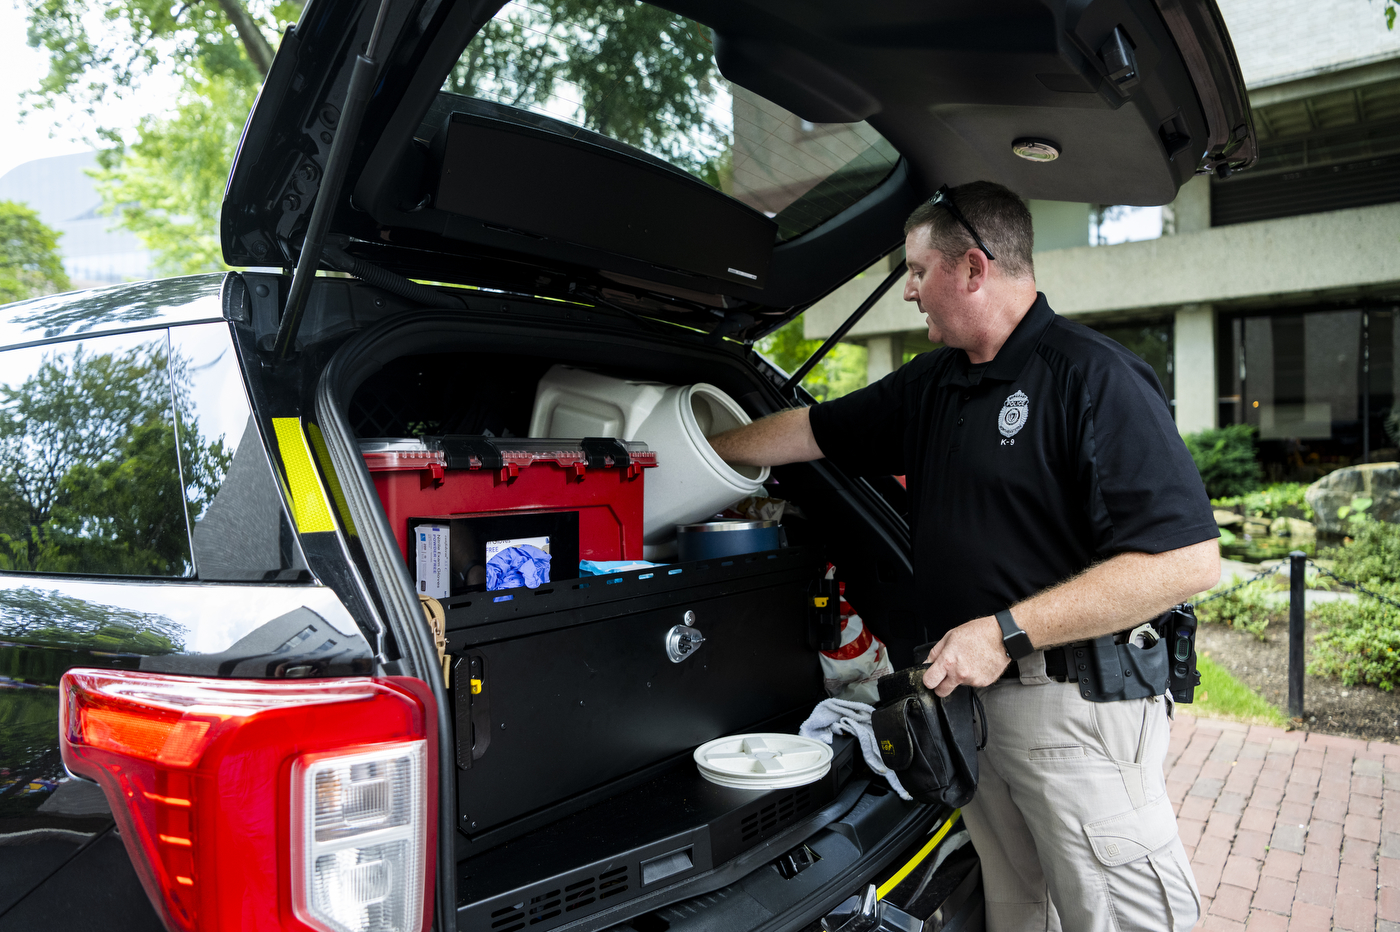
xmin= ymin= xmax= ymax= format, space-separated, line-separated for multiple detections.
xmin=903 ymin=226 xmax=971 ymax=347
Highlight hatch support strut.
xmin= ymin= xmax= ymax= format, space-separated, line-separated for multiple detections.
xmin=274 ymin=0 xmax=395 ymax=360
xmin=781 ymin=259 xmax=907 ymax=397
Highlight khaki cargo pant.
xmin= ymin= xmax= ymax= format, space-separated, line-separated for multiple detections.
xmin=963 ymin=664 xmax=1199 ymax=932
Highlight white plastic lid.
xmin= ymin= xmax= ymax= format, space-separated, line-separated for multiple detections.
xmin=693 ymin=733 xmax=833 ymax=790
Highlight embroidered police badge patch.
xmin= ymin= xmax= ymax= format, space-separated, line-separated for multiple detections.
xmin=998 ymin=390 xmax=1029 ymax=438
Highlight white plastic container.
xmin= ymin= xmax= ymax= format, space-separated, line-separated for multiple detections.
xmin=529 ymin=366 xmax=769 ymax=544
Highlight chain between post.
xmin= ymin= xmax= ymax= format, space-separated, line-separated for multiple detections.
xmin=1189 ymin=565 xmax=1279 ymax=607
xmin=1306 ymin=561 xmax=1400 ymax=611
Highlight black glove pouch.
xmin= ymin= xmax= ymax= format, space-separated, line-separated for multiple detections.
xmin=870 ymin=665 xmax=987 ymax=808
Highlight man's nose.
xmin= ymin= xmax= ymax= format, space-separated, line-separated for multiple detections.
xmin=903 ymin=276 xmax=918 ymax=302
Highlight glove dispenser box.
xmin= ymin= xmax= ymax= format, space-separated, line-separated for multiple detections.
xmin=362 ymin=436 xmax=656 ymax=580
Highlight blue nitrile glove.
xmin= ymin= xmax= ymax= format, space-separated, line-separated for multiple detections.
xmin=486 ymin=545 xmax=552 ymax=590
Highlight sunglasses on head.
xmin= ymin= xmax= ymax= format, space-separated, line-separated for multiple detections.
xmin=926 ymin=185 xmax=996 ymax=261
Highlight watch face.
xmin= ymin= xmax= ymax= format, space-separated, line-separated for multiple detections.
xmin=1004 ymin=631 xmax=1034 ymax=660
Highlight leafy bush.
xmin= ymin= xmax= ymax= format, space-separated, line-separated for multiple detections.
xmin=1310 ymin=598 xmax=1400 ymax=692
xmin=1211 ymin=482 xmax=1315 ymax=522
xmin=1319 ymin=519 xmax=1400 ymax=590
xmin=1308 ymin=522 xmax=1400 ymax=690
xmin=1184 ymin=425 xmax=1262 ymax=498
xmin=1195 ymin=574 xmax=1289 ymax=640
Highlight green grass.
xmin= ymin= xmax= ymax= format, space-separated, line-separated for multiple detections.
xmin=1189 ymin=655 xmax=1287 ymax=726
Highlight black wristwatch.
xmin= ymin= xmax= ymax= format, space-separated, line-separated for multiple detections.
xmin=995 ymin=609 xmax=1035 ymax=660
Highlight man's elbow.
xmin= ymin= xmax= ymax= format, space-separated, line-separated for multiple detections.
xmin=1182 ymin=538 xmax=1220 ymax=596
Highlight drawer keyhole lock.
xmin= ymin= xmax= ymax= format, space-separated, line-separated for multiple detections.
xmin=666 ymin=625 xmax=706 ymax=663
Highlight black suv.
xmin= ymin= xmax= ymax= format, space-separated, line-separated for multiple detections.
xmin=0 ymin=1 xmax=1254 ymax=930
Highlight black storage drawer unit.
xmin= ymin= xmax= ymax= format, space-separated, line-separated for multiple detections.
xmin=446 ymin=549 xmax=826 ymax=836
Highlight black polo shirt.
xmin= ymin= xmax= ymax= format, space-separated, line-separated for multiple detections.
xmin=808 ymin=294 xmax=1218 ymax=641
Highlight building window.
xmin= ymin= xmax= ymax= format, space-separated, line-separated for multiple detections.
xmin=1218 ymin=307 xmax=1397 ymax=479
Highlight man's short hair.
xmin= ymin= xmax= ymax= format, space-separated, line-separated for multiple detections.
xmin=903 ymin=181 xmax=1035 ymax=281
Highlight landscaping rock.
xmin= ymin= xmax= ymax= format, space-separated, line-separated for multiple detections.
xmin=1243 ymin=519 xmax=1271 ymax=538
xmin=1286 ymin=517 xmax=1316 ymax=540
xmin=1304 ymin=462 xmax=1400 ymax=535
xmin=1267 ymin=516 xmax=1317 ymax=539
xmin=1213 ymin=509 xmax=1242 ymax=527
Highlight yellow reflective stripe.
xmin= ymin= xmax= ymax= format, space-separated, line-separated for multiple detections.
xmin=272 ymin=418 xmax=338 ymax=534
xmin=305 ymin=422 xmax=357 ymax=537
xmin=876 ymin=809 xmax=960 ymax=900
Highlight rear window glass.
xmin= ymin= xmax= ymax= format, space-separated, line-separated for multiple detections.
xmin=442 ymin=1 xmax=898 ymax=241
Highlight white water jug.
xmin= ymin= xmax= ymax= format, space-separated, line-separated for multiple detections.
xmin=529 ymin=366 xmax=769 ymax=544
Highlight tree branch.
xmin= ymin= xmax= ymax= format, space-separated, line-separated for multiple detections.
xmin=212 ymin=0 xmax=275 ymax=76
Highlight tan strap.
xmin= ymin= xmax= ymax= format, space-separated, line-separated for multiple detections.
xmin=418 ymin=595 xmax=449 ymax=687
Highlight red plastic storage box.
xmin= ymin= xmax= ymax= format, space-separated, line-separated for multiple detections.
xmin=361 ymin=436 xmax=657 ymax=568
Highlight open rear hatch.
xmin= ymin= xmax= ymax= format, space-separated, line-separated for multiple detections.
xmin=223 ymin=0 xmax=1256 ymax=344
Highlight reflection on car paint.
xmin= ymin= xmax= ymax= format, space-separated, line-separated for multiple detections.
xmin=0 ymin=576 xmax=362 ymax=656
xmin=170 ymin=323 xmax=310 ymax=581
xmin=0 ymin=330 xmax=194 ymax=578
xmin=0 ymin=571 xmax=371 ymax=912
xmin=0 ymin=274 xmax=224 ymax=349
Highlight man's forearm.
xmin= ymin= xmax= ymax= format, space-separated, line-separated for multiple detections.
xmin=1013 ymin=539 xmax=1221 ymax=649
xmin=708 ymin=407 xmax=825 ymax=467
xmin=921 ymin=538 xmax=1221 ymax=695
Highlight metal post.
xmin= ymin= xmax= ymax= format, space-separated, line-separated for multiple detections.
xmin=1362 ymin=310 xmax=1370 ymax=464
xmin=1288 ymin=550 xmax=1306 ymax=720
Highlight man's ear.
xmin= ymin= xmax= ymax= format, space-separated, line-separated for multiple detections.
xmin=964 ymin=248 xmax=991 ymax=293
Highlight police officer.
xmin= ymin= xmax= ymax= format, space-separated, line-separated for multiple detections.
xmin=710 ymin=180 xmax=1220 ymax=932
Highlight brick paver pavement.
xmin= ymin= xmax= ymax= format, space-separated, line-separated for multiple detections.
xmin=1168 ymin=712 xmax=1400 ymax=932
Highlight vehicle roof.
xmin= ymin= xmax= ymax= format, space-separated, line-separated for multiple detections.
xmin=0 ymin=275 xmax=226 ymax=352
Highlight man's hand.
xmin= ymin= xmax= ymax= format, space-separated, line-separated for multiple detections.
xmin=921 ymin=615 xmax=1010 ymax=697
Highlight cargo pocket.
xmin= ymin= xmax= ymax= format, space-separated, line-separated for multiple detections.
xmin=1083 ymin=795 xmax=1199 ymax=931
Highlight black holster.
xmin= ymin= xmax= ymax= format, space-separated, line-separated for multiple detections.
xmin=1069 ymin=634 xmax=1170 ymax=702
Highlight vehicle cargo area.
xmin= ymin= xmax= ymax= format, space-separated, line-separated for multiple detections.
xmin=330 ymin=332 xmax=936 ymax=932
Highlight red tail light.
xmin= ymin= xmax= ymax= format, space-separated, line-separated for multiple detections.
xmin=59 ymin=670 xmax=437 ymax=932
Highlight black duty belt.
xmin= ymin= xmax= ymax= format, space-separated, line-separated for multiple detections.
xmin=999 ymin=636 xmax=1170 ymax=703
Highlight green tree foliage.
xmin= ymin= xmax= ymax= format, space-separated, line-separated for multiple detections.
xmin=1183 ymin=424 xmax=1263 ymax=498
xmin=22 ymin=0 xmax=297 ymax=274
xmin=27 ymin=0 xmax=733 ymax=273
xmin=756 ymin=317 xmax=867 ymax=403
xmin=447 ymin=1 xmax=728 ymax=177
xmin=0 ymin=201 xmax=71 ymax=304
xmin=94 ymin=71 xmax=257 ymax=276
xmin=0 ymin=341 xmax=229 ymax=575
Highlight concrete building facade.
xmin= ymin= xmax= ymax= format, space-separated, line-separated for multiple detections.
xmin=802 ymin=0 xmax=1400 ymax=478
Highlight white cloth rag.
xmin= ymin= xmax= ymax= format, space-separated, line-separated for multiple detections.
xmin=799 ymin=698 xmax=911 ymax=801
